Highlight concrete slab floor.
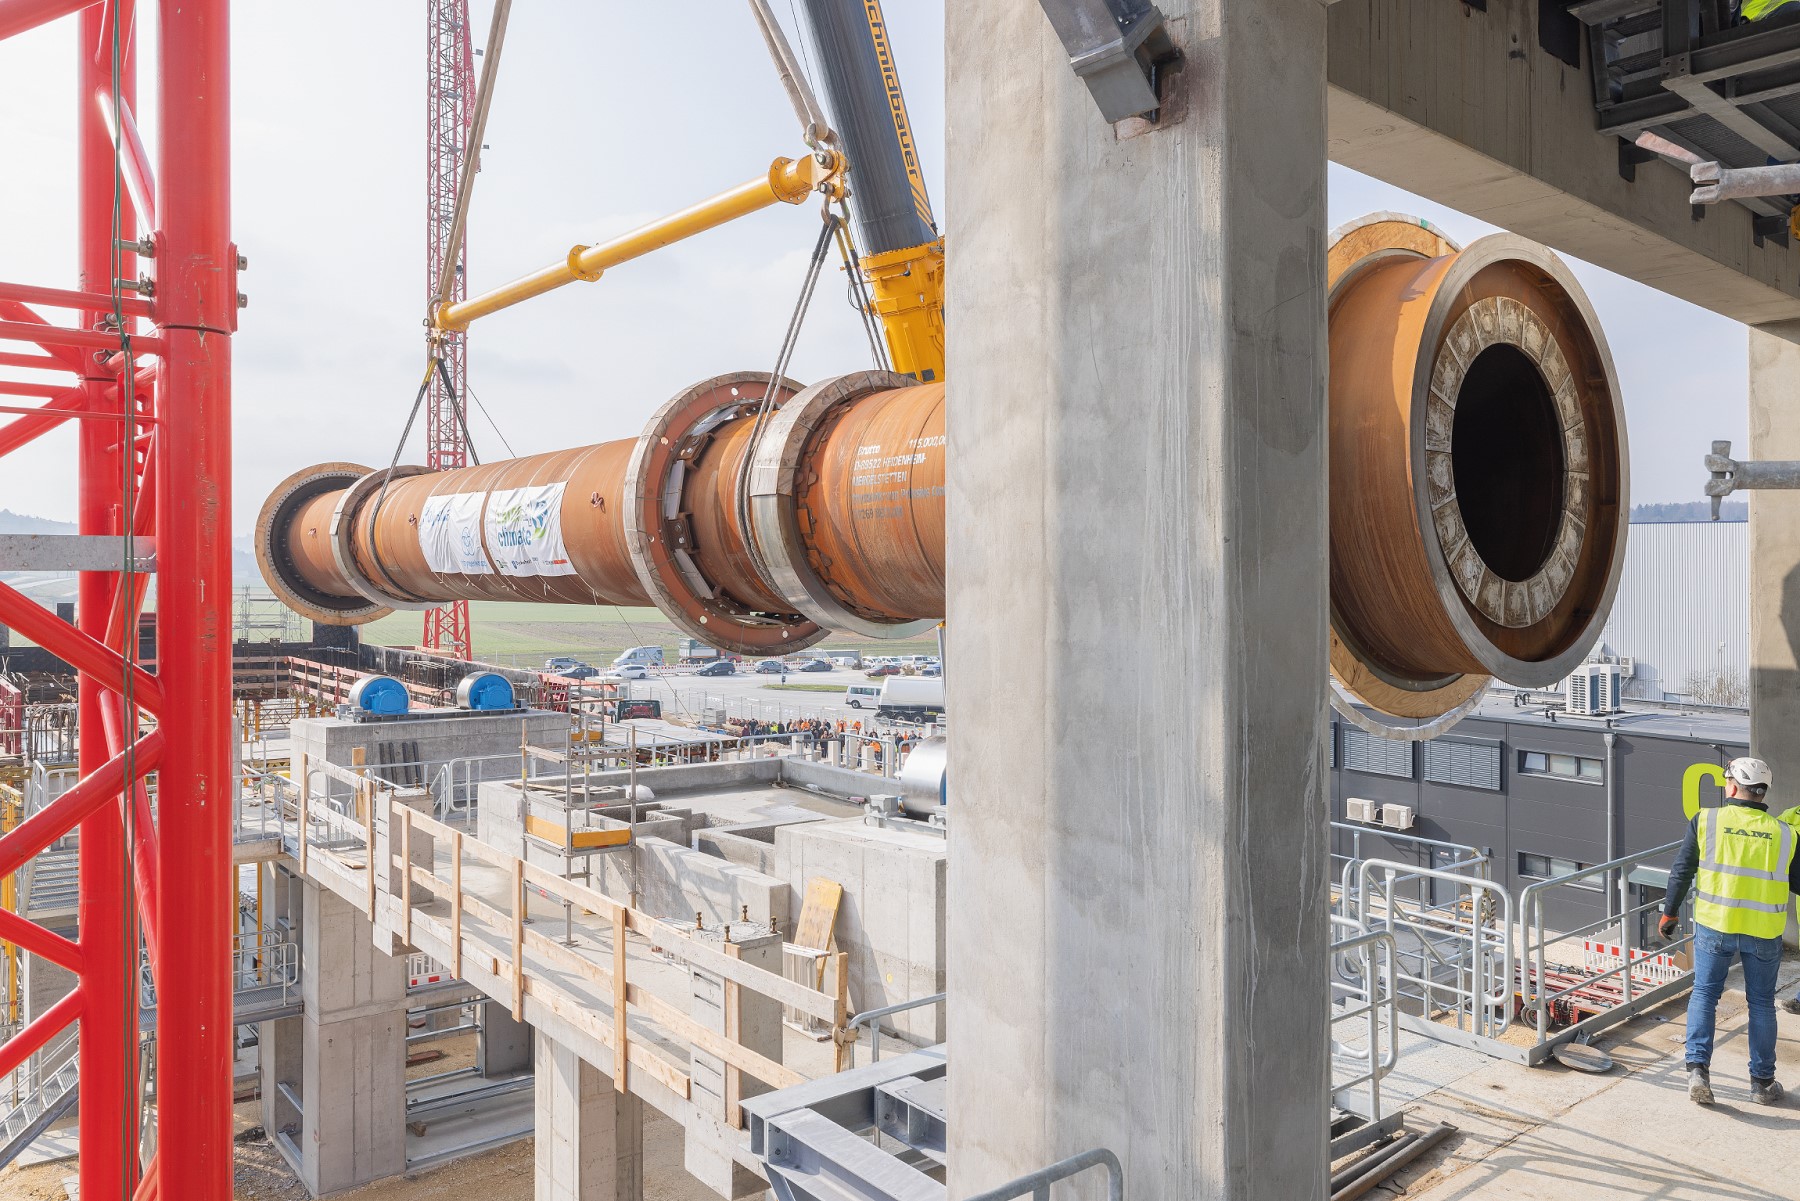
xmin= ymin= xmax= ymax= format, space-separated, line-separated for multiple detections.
xmin=1379 ymin=957 xmax=1800 ymax=1200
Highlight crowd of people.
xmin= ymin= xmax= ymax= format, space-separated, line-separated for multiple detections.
xmin=717 ymin=715 xmax=932 ymax=770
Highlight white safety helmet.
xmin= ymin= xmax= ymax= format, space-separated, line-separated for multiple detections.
xmin=1728 ymin=757 xmax=1773 ymax=792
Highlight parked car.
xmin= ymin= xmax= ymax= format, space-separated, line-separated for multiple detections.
xmin=612 ymin=645 xmax=665 ymax=668
xmin=696 ymin=659 xmax=736 ymax=677
xmin=545 ymin=656 xmax=587 ymax=673
xmin=920 ymin=663 xmax=942 ymax=677
xmin=614 ymin=663 xmax=650 ymax=680
xmin=754 ymin=659 xmax=786 ymax=674
xmin=865 ymin=664 xmax=901 ymax=678
xmin=561 ymin=665 xmax=600 ymax=680
xmin=798 ymin=659 xmax=833 ymax=673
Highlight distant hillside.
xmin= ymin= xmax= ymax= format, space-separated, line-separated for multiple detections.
xmin=0 ymin=509 xmax=76 ymax=535
xmin=1631 ymin=500 xmax=1745 ymax=523
xmin=0 ymin=509 xmax=260 ymax=609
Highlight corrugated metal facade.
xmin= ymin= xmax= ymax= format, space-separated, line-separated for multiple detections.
xmin=1596 ymin=521 xmax=1748 ymax=700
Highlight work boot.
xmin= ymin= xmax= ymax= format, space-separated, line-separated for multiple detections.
xmin=1781 ymin=995 xmax=1800 ymax=1016
xmin=1688 ymin=1065 xmax=1714 ymax=1105
xmin=1752 ymin=1078 xmax=1785 ymax=1106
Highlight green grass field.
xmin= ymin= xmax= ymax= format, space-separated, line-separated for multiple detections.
xmin=357 ymin=600 xmax=941 ymax=668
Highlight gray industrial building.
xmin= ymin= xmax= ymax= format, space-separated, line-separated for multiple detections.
xmin=1596 ymin=521 xmax=1749 ymax=702
xmin=1332 ymin=693 xmax=1749 ymax=935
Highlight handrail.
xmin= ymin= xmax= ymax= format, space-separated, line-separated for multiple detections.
xmin=963 ymin=1147 xmax=1123 ymax=1201
xmin=1355 ymin=857 xmax=1513 ymax=1039
xmin=1329 ymin=918 xmax=1399 ymax=1125
xmin=1517 ymin=839 xmax=1689 ymax=1042
xmin=847 ymin=991 xmax=945 ymax=1063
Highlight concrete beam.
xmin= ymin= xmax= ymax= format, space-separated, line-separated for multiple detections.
xmin=945 ymin=2 xmax=1329 ymax=1198
xmin=1327 ymin=0 xmax=1800 ymax=325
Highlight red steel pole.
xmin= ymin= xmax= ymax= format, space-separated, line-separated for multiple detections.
xmin=153 ymin=0 xmax=234 ymax=1193
xmin=77 ymin=4 xmax=137 ymax=1193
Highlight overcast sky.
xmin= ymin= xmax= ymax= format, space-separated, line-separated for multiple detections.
xmin=0 ymin=2 xmax=1746 ymax=533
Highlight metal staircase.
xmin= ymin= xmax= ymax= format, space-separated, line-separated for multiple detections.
xmin=0 ymin=1026 xmax=78 ymax=1169
xmin=21 ymin=846 xmax=78 ymax=919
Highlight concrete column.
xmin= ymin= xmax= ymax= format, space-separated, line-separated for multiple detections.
xmin=264 ymin=878 xmax=409 ymax=1196
xmin=534 ymin=1030 xmax=643 ymax=1201
xmin=1748 ymin=321 xmax=1800 ymax=945
xmin=945 ymin=4 xmax=1329 ymax=1200
xmin=478 ymin=998 xmax=533 ymax=1076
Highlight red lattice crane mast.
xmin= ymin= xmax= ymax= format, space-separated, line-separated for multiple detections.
xmin=423 ymin=0 xmax=475 ymax=659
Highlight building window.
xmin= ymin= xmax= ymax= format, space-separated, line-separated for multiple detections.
xmin=1341 ymin=728 xmax=1414 ymax=779
xmin=1421 ymin=738 xmax=1502 ymax=791
xmin=1519 ymin=750 xmax=1604 ymax=783
xmin=1518 ymin=851 xmax=1603 ymax=891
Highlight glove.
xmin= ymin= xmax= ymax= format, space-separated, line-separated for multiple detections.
xmin=1658 ymin=914 xmax=1679 ymax=941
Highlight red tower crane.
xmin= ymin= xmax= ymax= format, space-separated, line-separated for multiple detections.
xmin=423 ymin=0 xmax=474 ymax=659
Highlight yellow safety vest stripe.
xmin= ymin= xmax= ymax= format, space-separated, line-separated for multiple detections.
xmin=1744 ymin=0 xmax=1795 ymax=20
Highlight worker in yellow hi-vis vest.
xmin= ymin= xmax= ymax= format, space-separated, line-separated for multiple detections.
xmin=1743 ymin=0 xmax=1800 ymax=24
xmin=1660 ymin=757 xmax=1800 ymax=1105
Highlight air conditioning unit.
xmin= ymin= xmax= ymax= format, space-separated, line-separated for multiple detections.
xmin=1566 ymin=662 xmax=1623 ymax=716
xmin=1617 ymin=657 xmax=1635 ymax=676
xmin=1345 ymin=797 xmax=1379 ymax=824
xmin=1379 ymin=803 xmax=1416 ymax=831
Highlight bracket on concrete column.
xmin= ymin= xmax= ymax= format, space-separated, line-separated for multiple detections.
xmin=1033 ymin=0 xmax=1174 ymax=123
xmin=1704 ymin=439 xmax=1800 ymax=517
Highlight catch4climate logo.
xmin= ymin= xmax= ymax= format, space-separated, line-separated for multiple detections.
xmin=483 ymin=483 xmax=575 ymax=577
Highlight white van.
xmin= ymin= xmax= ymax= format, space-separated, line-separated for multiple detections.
xmin=612 ymin=645 xmax=665 ymax=668
xmin=843 ymin=684 xmax=882 ymax=710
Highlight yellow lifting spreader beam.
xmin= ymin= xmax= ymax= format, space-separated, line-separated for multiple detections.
xmin=434 ymin=149 xmax=846 ymax=332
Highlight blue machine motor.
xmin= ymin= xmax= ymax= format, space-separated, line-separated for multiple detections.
xmin=348 ymin=675 xmax=410 ymax=717
xmin=456 ymin=671 xmax=517 ymax=712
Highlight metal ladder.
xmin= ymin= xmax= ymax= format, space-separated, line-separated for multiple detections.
xmin=0 ymin=1025 xmax=79 ymax=1169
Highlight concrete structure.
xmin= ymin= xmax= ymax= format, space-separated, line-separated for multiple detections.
xmin=1748 ymin=324 xmax=1800 ymax=881
xmin=261 ymin=867 xmax=408 ymax=1195
xmin=290 ymin=709 xmax=570 ymax=807
xmin=946 ymin=3 xmax=1329 ymax=1198
xmin=533 ymin=1030 xmax=643 ymax=1201
xmin=1598 ymin=522 xmax=1749 ymax=701
xmin=776 ymin=819 xmax=945 ymax=1045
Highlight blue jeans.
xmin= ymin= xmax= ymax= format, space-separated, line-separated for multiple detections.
xmin=1685 ymin=925 xmax=1784 ymax=1081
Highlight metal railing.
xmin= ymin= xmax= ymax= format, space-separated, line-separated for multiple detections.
xmin=963 ymin=1147 xmax=1123 ymax=1201
xmin=1519 ymin=840 xmax=1691 ymax=1048
xmin=1353 ymin=857 xmax=1514 ymax=1042
xmin=1329 ymin=916 xmax=1399 ymax=1124
xmin=1347 ymin=839 xmax=1697 ymax=1064
xmin=848 ymin=992 xmax=946 ymax=1063
xmin=1332 ymin=823 xmax=1488 ymax=920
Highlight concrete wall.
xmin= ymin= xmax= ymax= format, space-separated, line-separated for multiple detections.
xmin=291 ymin=709 xmax=569 ymax=809
xmin=1749 ymin=322 xmax=1800 ymax=946
xmin=775 ymin=819 xmax=945 ymax=1045
xmin=945 ymin=2 xmax=1330 ymax=1196
xmin=601 ymin=836 xmax=790 ymax=931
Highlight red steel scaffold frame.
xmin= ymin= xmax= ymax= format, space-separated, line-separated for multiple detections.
xmin=0 ymin=1 xmax=234 ymax=1198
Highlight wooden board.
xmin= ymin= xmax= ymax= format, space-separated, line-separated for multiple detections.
xmin=524 ymin=813 xmax=630 ymax=849
xmin=793 ymin=877 xmax=843 ymax=951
